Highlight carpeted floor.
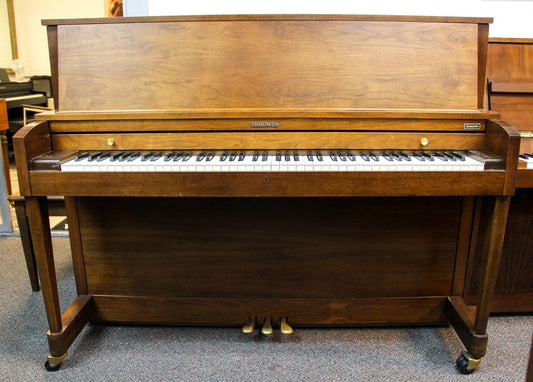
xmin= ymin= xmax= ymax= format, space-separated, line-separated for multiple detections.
xmin=0 ymin=235 xmax=531 ymax=381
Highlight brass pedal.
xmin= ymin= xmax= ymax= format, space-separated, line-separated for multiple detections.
xmin=261 ymin=316 xmax=273 ymax=335
xmin=280 ymin=317 xmax=293 ymax=334
xmin=242 ymin=316 xmax=256 ymax=333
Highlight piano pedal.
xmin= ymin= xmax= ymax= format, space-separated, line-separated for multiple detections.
xmin=242 ymin=316 xmax=256 ymax=334
xmin=280 ymin=317 xmax=293 ymax=334
xmin=261 ymin=316 xmax=273 ymax=335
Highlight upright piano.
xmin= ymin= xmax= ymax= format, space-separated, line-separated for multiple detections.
xmin=464 ymin=38 xmax=533 ymax=313
xmin=14 ymin=15 xmax=519 ymax=373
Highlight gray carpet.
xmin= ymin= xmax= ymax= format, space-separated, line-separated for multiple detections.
xmin=0 ymin=235 xmax=531 ymax=381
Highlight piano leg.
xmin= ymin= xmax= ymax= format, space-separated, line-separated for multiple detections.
xmin=447 ymin=195 xmax=511 ymax=374
xmin=25 ymin=196 xmax=94 ymax=371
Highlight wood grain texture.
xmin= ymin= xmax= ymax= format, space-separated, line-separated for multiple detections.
xmin=50 ymin=131 xmax=486 ymax=151
xmin=27 ymin=171 xmax=507 ymax=198
xmin=77 ymin=197 xmax=460 ymax=300
xmin=91 ymin=296 xmax=449 ymax=325
xmin=55 ymin=20 xmax=479 ymax=112
xmin=12 ymin=121 xmax=52 ymax=196
xmin=45 ymin=118 xmax=489 ymax=133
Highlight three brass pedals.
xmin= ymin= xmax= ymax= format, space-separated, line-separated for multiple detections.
xmin=242 ymin=316 xmax=293 ymax=335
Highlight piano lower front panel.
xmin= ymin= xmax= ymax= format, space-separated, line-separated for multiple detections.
xmin=73 ymin=196 xmax=463 ymax=325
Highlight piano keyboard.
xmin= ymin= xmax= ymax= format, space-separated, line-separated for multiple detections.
xmin=60 ymin=150 xmax=485 ymax=172
xmin=519 ymin=153 xmax=533 ymax=168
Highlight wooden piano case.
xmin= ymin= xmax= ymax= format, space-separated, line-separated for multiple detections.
xmin=14 ymin=15 xmax=520 ymax=374
xmin=465 ymin=38 xmax=533 ymax=313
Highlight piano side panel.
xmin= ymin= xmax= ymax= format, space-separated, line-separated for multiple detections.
xmin=55 ymin=20 xmax=479 ymax=112
xmin=465 ymin=190 xmax=533 ymax=312
xmin=77 ymin=197 xmax=460 ymax=303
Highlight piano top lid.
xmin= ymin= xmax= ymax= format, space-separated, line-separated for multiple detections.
xmin=42 ymin=14 xmax=493 ymax=26
xmin=46 ymin=14 xmax=492 ymax=114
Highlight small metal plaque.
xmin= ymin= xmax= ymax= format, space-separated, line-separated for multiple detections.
xmin=464 ymin=123 xmax=481 ymax=130
xmin=250 ymin=121 xmax=279 ymax=128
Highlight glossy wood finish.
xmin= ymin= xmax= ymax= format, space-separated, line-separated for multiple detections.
xmin=54 ymin=20 xmax=480 ymax=113
xmin=14 ymin=16 xmax=518 ymax=371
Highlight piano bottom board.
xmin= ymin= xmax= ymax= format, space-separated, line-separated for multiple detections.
xmin=70 ymin=196 xmax=467 ymax=324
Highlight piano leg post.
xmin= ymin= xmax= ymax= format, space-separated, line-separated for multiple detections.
xmin=447 ymin=195 xmax=510 ymax=374
xmin=26 ymin=196 xmax=94 ymax=370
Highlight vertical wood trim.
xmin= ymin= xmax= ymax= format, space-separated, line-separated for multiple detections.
xmin=452 ymin=196 xmax=475 ymax=296
xmin=25 ymin=196 xmax=62 ymax=333
xmin=47 ymin=25 xmax=59 ymax=110
xmin=478 ymin=23 xmax=490 ymax=109
xmin=6 ymin=0 xmax=17 ymax=59
xmin=13 ymin=198 xmax=40 ymax=291
xmin=462 ymin=196 xmax=483 ymax=302
xmin=473 ymin=196 xmax=511 ymax=334
xmin=65 ymin=196 xmax=88 ymax=294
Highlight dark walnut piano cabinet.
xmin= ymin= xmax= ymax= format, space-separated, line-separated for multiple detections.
xmin=14 ymin=15 xmax=520 ymax=374
xmin=464 ymin=38 xmax=533 ymax=313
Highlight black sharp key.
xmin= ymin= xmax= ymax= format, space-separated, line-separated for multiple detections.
xmin=284 ymin=151 xmax=291 ymax=162
xmin=391 ymin=152 xmax=403 ymax=161
xmin=110 ymin=152 xmax=124 ymax=161
xmin=525 ymin=153 xmax=533 ymax=158
xmin=87 ymin=151 xmax=102 ymax=162
xmin=293 ymin=151 xmax=299 ymax=161
xmin=316 ymin=151 xmax=324 ymax=161
xmin=276 ymin=152 xmax=282 ymax=162
xmin=383 ymin=151 xmax=394 ymax=162
xmin=338 ymin=151 xmax=347 ymax=161
xmin=307 ymin=151 xmax=314 ymax=161
xmin=181 ymin=152 xmax=192 ymax=161
xmin=173 ymin=152 xmax=183 ymax=161
xmin=520 ymin=154 xmax=528 ymax=159
xmin=75 ymin=152 xmax=91 ymax=161
xmin=329 ymin=152 xmax=338 ymax=161
xmin=96 ymin=152 xmax=111 ymax=162
xmin=412 ymin=152 xmax=425 ymax=161
xmin=206 ymin=152 xmax=215 ymax=161
xmin=229 ymin=152 xmax=237 ymax=161
xmin=442 ymin=152 xmax=457 ymax=161
xmin=369 ymin=152 xmax=380 ymax=161
xmin=252 ymin=152 xmax=259 ymax=161
xmin=434 ymin=152 xmax=448 ymax=161
xmin=238 ymin=152 xmax=245 ymax=161
xmin=361 ymin=152 xmax=370 ymax=162
xmin=150 ymin=152 xmax=162 ymax=161
xmin=417 ymin=151 xmax=433 ymax=161
xmin=346 ymin=151 xmax=356 ymax=161
xmin=399 ymin=151 xmax=411 ymax=161
xmin=141 ymin=152 xmax=153 ymax=161
xmin=196 ymin=152 xmax=206 ymax=161
xmin=262 ymin=151 xmax=268 ymax=162
xmin=164 ymin=152 xmax=176 ymax=161
xmin=220 ymin=152 xmax=228 ymax=162
xmin=127 ymin=152 xmax=140 ymax=161
xmin=450 ymin=151 xmax=466 ymax=161
xmin=118 ymin=152 xmax=132 ymax=162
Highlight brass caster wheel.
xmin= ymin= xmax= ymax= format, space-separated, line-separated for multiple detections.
xmin=456 ymin=351 xmax=481 ymax=375
xmin=45 ymin=353 xmax=67 ymax=372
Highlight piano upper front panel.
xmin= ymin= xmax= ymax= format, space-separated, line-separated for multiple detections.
xmin=55 ymin=19 xmax=479 ymax=112
xmin=50 ymin=131 xmax=486 ymax=151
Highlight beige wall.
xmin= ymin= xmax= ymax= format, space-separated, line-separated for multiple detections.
xmin=0 ymin=1 xmax=12 ymax=69
xmin=12 ymin=0 xmax=105 ymax=76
